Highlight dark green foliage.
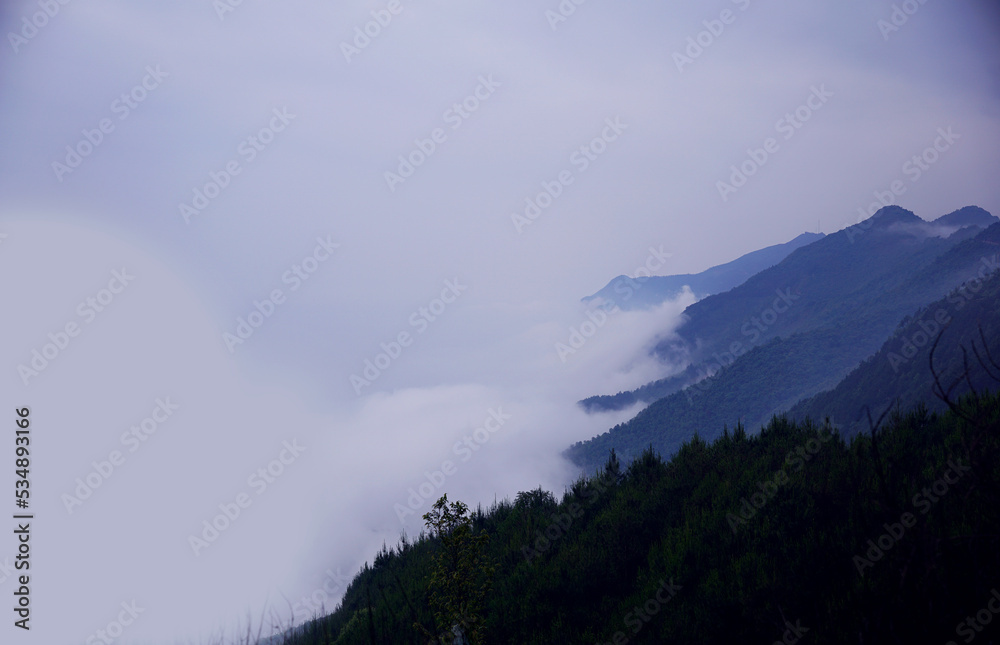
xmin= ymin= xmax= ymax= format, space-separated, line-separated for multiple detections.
xmin=789 ymin=268 xmax=1000 ymax=438
xmin=280 ymin=388 xmax=1000 ymax=645
xmin=269 ymin=211 xmax=1000 ymax=645
xmin=418 ymin=496 xmax=495 ymax=645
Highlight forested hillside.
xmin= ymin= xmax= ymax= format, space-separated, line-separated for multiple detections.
xmin=281 ymin=383 xmax=1000 ymax=644
xmin=258 ymin=210 xmax=1000 ymax=645
xmin=569 ymin=218 xmax=1000 ymax=472
xmin=571 ymin=256 xmax=1000 ymax=471
xmin=658 ymin=207 xmax=995 ymax=367
xmin=581 ymin=208 xmax=997 ymax=414
xmin=789 ymin=264 xmax=1000 ymax=436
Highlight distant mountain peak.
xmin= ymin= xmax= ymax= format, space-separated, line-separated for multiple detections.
xmin=583 ymin=231 xmax=824 ymax=310
xmin=933 ymin=206 xmax=998 ymax=229
xmin=870 ymin=205 xmax=920 ymax=225
xmin=789 ymin=231 xmax=824 ymax=244
xmin=848 ymin=206 xmax=996 ymax=243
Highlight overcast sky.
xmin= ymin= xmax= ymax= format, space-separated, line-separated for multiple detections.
xmin=1 ymin=0 xmax=999 ymax=642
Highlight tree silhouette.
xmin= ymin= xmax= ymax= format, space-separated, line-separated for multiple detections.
xmin=418 ymin=495 xmax=495 ymax=645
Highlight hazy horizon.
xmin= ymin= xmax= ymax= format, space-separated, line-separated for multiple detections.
xmin=1 ymin=0 xmax=999 ymax=642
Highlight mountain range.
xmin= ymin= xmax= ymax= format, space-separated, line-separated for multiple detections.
xmin=582 ymin=232 xmax=824 ymax=310
xmin=569 ymin=206 xmax=999 ymax=471
xmin=263 ymin=204 xmax=1000 ymax=645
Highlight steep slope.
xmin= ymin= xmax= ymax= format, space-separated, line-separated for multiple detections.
xmin=582 ymin=232 xmax=824 ymax=310
xmin=789 ymin=256 xmax=1000 ymax=438
xmin=569 ymin=216 xmax=1000 ymax=472
xmin=582 ymin=207 xmax=998 ymax=413
xmin=571 ymin=328 xmax=868 ymax=465
xmin=661 ymin=206 xmax=985 ymax=364
xmin=290 ymin=393 xmax=1000 ymax=645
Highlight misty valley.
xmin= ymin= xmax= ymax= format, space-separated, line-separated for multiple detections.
xmin=272 ymin=206 xmax=1000 ymax=644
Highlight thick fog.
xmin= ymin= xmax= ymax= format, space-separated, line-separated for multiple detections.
xmin=1 ymin=0 xmax=998 ymax=642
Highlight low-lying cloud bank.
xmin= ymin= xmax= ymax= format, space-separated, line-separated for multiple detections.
xmin=0 ymin=216 xmax=690 ymax=643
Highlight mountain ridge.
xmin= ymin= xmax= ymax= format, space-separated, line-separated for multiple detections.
xmin=582 ymin=231 xmax=824 ymax=311
xmin=568 ymin=209 xmax=999 ymax=472
xmin=581 ymin=206 xmax=998 ymax=414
